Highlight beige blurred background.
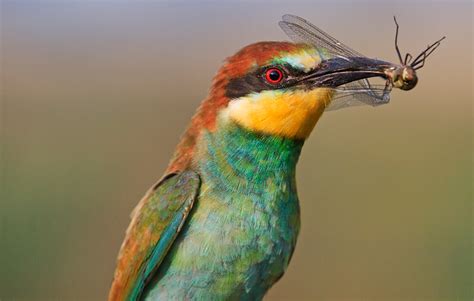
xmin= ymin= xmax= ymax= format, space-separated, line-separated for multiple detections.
xmin=1 ymin=1 xmax=472 ymax=300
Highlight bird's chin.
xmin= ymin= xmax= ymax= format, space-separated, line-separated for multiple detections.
xmin=224 ymin=88 xmax=334 ymax=140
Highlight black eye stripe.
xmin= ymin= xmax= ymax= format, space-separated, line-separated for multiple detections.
xmin=225 ymin=64 xmax=309 ymax=99
xmin=226 ymin=72 xmax=267 ymax=99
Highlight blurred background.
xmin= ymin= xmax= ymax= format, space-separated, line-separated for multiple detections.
xmin=1 ymin=1 xmax=472 ymax=300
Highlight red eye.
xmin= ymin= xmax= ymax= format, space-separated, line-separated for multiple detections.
xmin=265 ymin=68 xmax=284 ymax=84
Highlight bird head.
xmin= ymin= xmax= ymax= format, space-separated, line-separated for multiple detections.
xmin=220 ymin=41 xmax=333 ymax=140
xmin=200 ymin=41 xmax=392 ymax=140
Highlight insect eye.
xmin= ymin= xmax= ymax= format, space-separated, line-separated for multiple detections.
xmin=264 ymin=68 xmax=284 ymax=84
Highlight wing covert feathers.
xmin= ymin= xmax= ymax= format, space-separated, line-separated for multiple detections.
xmin=108 ymin=171 xmax=201 ymax=301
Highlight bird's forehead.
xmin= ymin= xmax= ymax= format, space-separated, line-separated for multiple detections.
xmin=222 ymin=42 xmax=326 ymax=78
xmin=270 ymin=47 xmax=323 ymax=72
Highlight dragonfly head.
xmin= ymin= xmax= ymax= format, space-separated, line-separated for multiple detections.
xmin=391 ymin=16 xmax=445 ymax=91
xmin=387 ymin=65 xmax=418 ymax=91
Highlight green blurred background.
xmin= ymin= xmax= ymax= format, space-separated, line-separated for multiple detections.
xmin=1 ymin=1 xmax=472 ymax=300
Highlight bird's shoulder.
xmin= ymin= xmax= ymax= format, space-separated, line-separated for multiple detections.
xmin=108 ymin=170 xmax=201 ymax=301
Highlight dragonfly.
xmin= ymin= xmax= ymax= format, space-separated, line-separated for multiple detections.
xmin=279 ymin=14 xmax=445 ymax=110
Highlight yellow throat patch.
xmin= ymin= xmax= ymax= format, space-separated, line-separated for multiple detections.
xmin=224 ymin=88 xmax=334 ymax=140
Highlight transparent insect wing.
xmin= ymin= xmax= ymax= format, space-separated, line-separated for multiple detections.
xmin=279 ymin=14 xmax=391 ymax=110
xmin=328 ymin=83 xmax=392 ymax=111
xmin=280 ymin=14 xmax=364 ymax=58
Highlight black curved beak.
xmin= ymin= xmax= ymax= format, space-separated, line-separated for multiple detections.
xmin=302 ymin=57 xmax=394 ymax=88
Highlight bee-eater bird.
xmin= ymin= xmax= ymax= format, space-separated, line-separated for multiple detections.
xmin=109 ymin=15 xmax=443 ymax=301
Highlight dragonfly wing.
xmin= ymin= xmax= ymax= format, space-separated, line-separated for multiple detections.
xmin=279 ymin=14 xmax=365 ymax=58
xmin=327 ymin=81 xmax=392 ymax=111
xmin=279 ymin=14 xmax=393 ymax=110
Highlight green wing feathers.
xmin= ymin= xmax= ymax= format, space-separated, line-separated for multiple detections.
xmin=108 ymin=171 xmax=201 ymax=301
